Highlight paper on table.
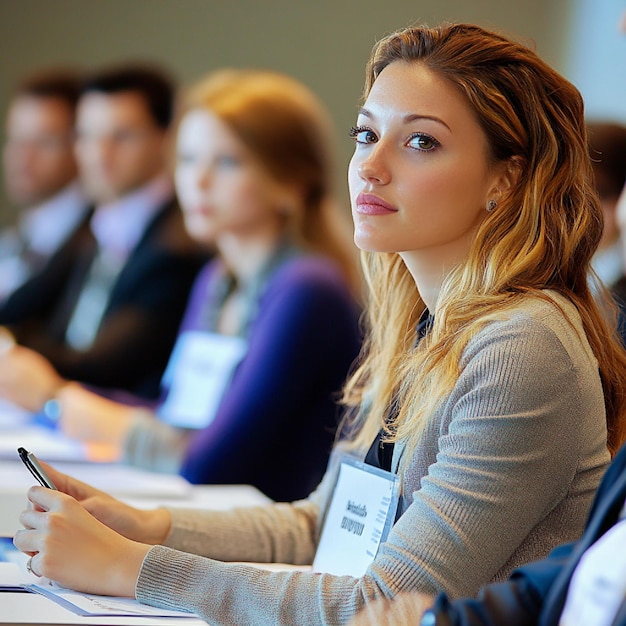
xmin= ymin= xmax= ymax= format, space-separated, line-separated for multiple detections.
xmin=0 ymin=425 xmax=87 ymax=462
xmin=0 ymin=398 xmax=31 ymax=429
xmin=0 ymin=563 xmax=195 ymax=617
xmin=0 ymin=562 xmax=28 ymax=591
xmin=52 ymin=462 xmax=192 ymax=498
xmin=0 ymin=460 xmax=191 ymax=498
xmin=27 ymin=582 xmax=195 ymax=618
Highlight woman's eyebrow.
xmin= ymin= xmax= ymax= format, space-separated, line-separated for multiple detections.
xmin=357 ymin=107 xmax=451 ymax=132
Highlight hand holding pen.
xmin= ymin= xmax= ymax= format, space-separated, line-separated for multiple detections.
xmin=13 ymin=447 xmax=165 ymax=595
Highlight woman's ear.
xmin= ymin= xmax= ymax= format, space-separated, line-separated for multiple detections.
xmin=488 ymin=156 xmax=523 ymax=202
xmin=500 ymin=156 xmax=523 ymax=194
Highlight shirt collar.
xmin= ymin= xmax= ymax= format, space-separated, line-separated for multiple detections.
xmin=591 ymin=239 xmax=624 ymax=289
xmin=90 ymin=173 xmax=173 ymax=261
xmin=19 ymin=181 xmax=89 ymax=256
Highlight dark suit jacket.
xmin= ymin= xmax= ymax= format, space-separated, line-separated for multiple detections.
xmin=0 ymin=198 xmax=208 ymax=399
xmin=611 ymin=276 xmax=626 ymax=347
xmin=426 ymin=443 xmax=626 ymax=625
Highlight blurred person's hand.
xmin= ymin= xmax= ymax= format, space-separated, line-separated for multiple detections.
xmin=349 ymin=593 xmax=435 ymax=626
xmin=57 ymin=382 xmax=134 ymax=446
xmin=0 ymin=344 xmax=64 ymax=412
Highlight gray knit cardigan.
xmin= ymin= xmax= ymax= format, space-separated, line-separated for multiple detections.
xmin=136 ymin=292 xmax=610 ymax=625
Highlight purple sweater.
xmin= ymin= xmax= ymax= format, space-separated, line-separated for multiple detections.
xmin=124 ymin=255 xmax=361 ymax=501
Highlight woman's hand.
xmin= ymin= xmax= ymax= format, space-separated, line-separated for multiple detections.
xmin=13 ymin=486 xmax=150 ymax=596
xmin=39 ymin=462 xmax=172 ymax=545
xmin=0 ymin=345 xmax=64 ymax=412
xmin=57 ymin=383 xmax=134 ymax=446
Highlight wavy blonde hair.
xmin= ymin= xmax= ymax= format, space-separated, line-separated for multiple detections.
xmin=179 ymin=68 xmax=359 ymax=292
xmin=342 ymin=23 xmax=626 ymax=456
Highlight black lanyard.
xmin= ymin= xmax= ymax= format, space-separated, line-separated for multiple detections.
xmin=364 ymin=309 xmax=433 ymax=472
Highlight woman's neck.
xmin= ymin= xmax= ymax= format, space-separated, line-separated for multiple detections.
xmin=399 ymin=256 xmax=445 ymax=312
xmin=217 ymin=229 xmax=286 ymax=286
xmin=399 ymin=234 xmax=476 ymax=313
xmin=399 ymin=253 xmax=459 ymax=313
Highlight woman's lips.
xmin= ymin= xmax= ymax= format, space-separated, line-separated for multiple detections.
xmin=185 ymin=205 xmax=214 ymax=217
xmin=355 ymin=193 xmax=397 ymax=215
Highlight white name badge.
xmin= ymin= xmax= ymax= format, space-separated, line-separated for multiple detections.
xmin=158 ymin=330 xmax=247 ymax=429
xmin=312 ymin=457 xmax=400 ymax=577
xmin=559 ymin=518 xmax=626 ymax=626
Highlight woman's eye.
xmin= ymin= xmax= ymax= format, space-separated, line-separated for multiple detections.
xmin=216 ymin=154 xmax=240 ymax=167
xmin=349 ymin=126 xmax=377 ymax=145
xmin=408 ymin=134 xmax=439 ymax=151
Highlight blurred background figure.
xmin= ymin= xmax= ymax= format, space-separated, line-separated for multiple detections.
xmin=0 ymin=68 xmax=89 ymax=303
xmin=50 ymin=69 xmax=362 ymax=501
xmin=0 ymin=63 xmax=207 ymax=406
xmin=587 ymin=121 xmax=626 ymax=343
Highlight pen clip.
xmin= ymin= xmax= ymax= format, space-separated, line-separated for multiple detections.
xmin=18 ymin=447 xmax=57 ymax=490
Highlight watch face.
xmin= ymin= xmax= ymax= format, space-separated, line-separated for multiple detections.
xmin=420 ymin=610 xmax=437 ymax=626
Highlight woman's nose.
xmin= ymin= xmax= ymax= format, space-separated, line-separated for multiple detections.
xmin=356 ymin=146 xmax=390 ymax=185
xmin=195 ymin=166 xmax=212 ymax=189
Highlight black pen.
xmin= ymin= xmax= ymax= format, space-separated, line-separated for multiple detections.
xmin=17 ymin=447 xmax=58 ymax=490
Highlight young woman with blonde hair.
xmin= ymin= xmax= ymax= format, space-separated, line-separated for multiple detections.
xmin=14 ymin=23 xmax=626 ymax=625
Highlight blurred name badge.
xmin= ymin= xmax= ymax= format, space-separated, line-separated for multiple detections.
xmin=158 ymin=330 xmax=247 ymax=429
xmin=559 ymin=518 xmax=626 ymax=626
xmin=312 ymin=457 xmax=399 ymax=577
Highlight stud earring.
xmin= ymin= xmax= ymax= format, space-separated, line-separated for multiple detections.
xmin=486 ymin=199 xmax=497 ymax=212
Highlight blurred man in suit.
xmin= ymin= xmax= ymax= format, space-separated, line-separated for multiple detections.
xmin=0 ymin=64 xmax=206 ymax=407
xmin=0 ymin=69 xmax=89 ymax=302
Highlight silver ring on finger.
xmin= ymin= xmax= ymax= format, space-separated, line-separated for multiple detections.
xmin=26 ymin=556 xmax=41 ymax=577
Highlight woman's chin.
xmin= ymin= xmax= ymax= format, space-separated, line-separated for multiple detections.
xmin=353 ymin=233 xmax=395 ymax=253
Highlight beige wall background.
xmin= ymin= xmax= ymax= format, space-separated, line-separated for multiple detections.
xmin=0 ymin=0 xmax=572 ymax=224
